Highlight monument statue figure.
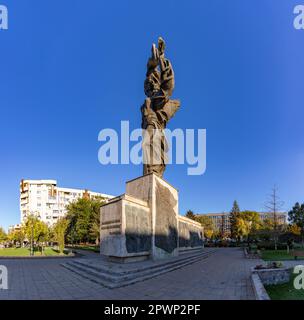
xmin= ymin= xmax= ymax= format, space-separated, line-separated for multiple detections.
xmin=141 ymin=37 xmax=180 ymax=177
xmin=99 ymin=38 xmax=204 ymax=265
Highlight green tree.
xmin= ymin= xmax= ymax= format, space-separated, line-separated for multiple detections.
xmin=288 ymin=202 xmax=304 ymax=247
xmin=66 ymin=198 xmax=92 ymax=243
xmin=0 ymin=227 xmax=7 ymax=244
xmin=185 ymin=210 xmax=196 ymax=221
xmin=220 ymin=214 xmax=226 ymax=239
xmin=240 ymin=211 xmax=262 ymax=242
xmin=89 ymin=197 xmax=107 ymax=245
xmin=66 ymin=197 xmax=107 ymax=244
xmin=241 ymin=211 xmax=262 ymax=232
xmin=23 ymin=215 xmax=49 ymax=254
xmin=262 ymin=218 xmax=274 ymax=231
xmin=229 ymin=200 xmax=240 ymax=240
xmin=195 ymin=215 xmax=216 ymax=239
xmin=235 ymin=218 xmax=251 ymax=240
xmin=289 ymin=223 xmax=301 ymax=236
xmin=53 ymin=218 xmax=69 ymax=254
xmin=8 ymin=229 xmax=25 ymax=246
xmin=233 ymin=211 xmax=261 ymax=241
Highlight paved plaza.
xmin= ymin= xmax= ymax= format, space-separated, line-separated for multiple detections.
xmin=0 ymin=248 xmax=259 ymax=300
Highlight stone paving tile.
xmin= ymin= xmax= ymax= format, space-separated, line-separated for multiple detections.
xmin=0 ymin=248 xmax=259 ymax=300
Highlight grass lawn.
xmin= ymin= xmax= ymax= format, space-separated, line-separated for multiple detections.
xmin=0 ymin=247 xmax=69 ymax=257
xmin=261 ymin=249 xmax=304 ymax=261
xmin=265 ymin=271 xmax=304 ymax=300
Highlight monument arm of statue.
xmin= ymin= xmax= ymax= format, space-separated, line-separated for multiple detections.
xmin=158 ymin=38 xmax=175 ymax=98
xmin=141 ymin=37 xmax=180 ymax=178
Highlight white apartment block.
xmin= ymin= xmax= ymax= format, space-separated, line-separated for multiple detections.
xmin=20 ymin=179 xmax=113 ymax=226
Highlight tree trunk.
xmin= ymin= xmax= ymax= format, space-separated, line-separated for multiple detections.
xmin=95 ymin=237 xmax=99 ymax=246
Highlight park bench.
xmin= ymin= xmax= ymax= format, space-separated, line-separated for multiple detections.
xmin=292 ymin=251 xmax=304 ymax=260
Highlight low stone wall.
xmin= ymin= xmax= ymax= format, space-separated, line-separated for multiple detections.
xmin=252 ymin=267 xmax=290 ymax=285
xmin=178 ymin=215 xmax=204 ymax=251
xmin=251 ymin=267 xmax=290 ymax=300
xmin=251 ymin=273 xmax=270 ymax=300
xmin=100 ymin=194 xmax=151 ymax=261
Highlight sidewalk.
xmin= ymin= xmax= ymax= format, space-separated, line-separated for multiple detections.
xmin=0 ymin=248 xmax=257 ymax=300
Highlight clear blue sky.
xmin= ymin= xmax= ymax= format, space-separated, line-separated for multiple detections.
xmin=1 ymin=0 xmax=304 ymax=230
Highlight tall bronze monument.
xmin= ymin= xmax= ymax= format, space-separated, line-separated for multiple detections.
xmin=100 ymin=38 xmax=203 ymax=263
xmin=141 ymin=37 xmax=180 ymax=177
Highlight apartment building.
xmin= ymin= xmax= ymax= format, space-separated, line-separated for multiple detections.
xmin=202 ymin=213 xmax=231 ymax=236
xmin=258 ymin=212 xmax=287 ymax=225
xmin=20 ymin=179 xmax=113 ymax=226
xmin=199 ymin=211 xmax=287 ymax=236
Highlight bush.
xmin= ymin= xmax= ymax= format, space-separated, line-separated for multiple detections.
xmin=204 ymin=242 xmax=215 ymax=248
xmin=255 ymin=261 xmax=283 ymax=270
xmin=257 ymin=242 xmax=287 ymax=250
xmin=249 ymin=244 xmax=258 ymax=250
xmin=267 ymin=261 xmax=283 ymax=269
xmin=293 ymin=242 xmax=303 ymax=249
xmin=228 ymin=242 xmax=238 ymax=247
xmin=279 ymin=232 xmax=302 ymax=243
xmin=248 ymin=244 xmax=259 ymax=254
xmin=218 ymin=241 xmax=228 ymax=247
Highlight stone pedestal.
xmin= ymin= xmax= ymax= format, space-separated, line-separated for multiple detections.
xmin=126 ymin=174 xmax=179 ymax=260
xmin=100 ymin=173 xmax=203 ymax=262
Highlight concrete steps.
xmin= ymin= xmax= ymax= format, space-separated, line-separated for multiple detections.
xmin=61 ymin=248 xmax=216 ymax=288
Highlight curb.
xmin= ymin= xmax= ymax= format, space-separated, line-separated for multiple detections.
xmin=0 ymin=253 xmax=77 ymax=260
xmin=251 ymin=273 xmax=271 ymax=300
